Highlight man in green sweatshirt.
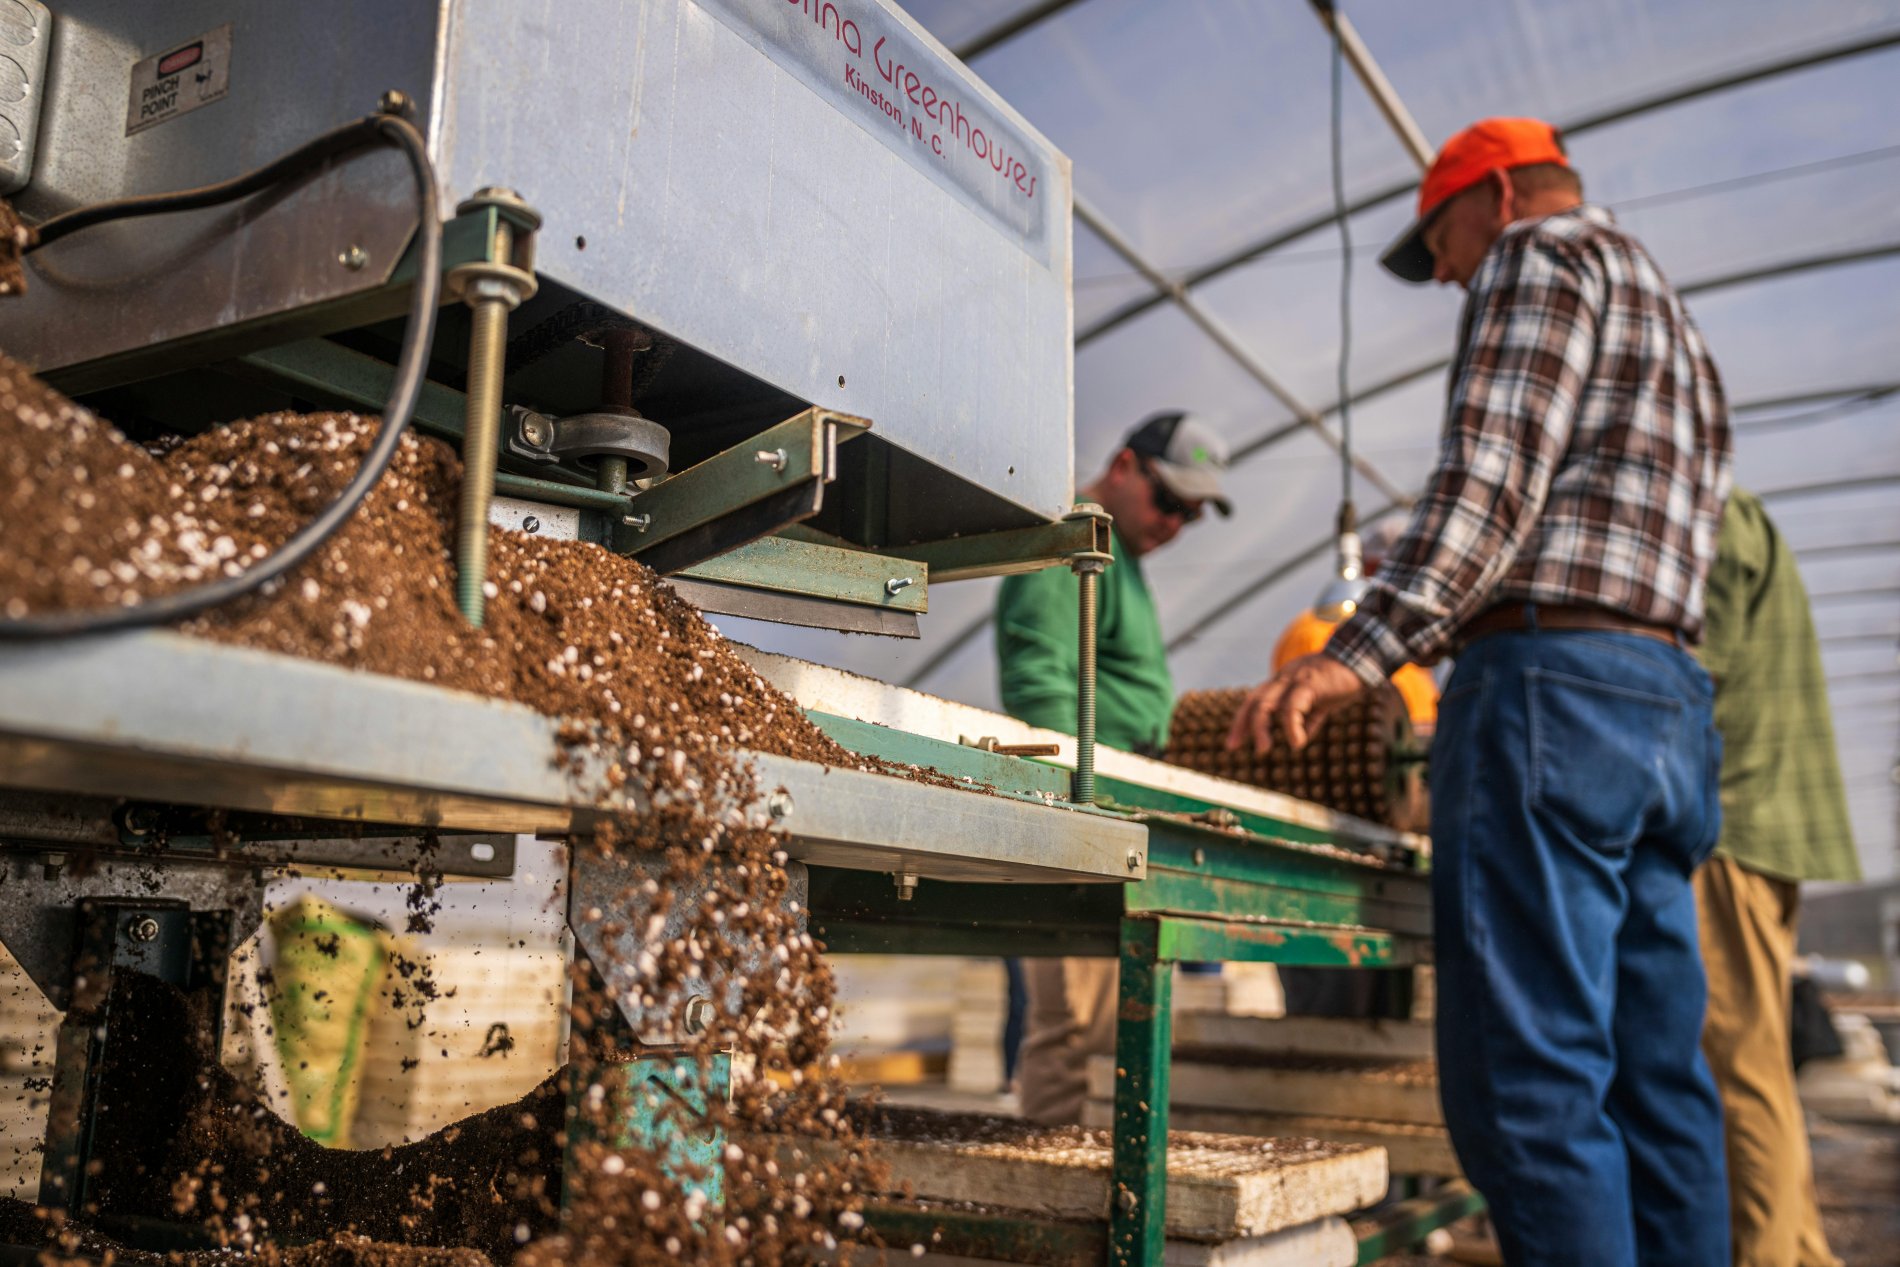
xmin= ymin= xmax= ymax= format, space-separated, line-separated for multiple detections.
xmin=1697 ymin=487 xmax=1860 ymax=1267
xmin=995 ymin=411 xmax=1231 ymax=1123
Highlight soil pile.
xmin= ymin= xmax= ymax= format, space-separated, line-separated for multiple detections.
xmin=1 ymin=352 xmax=888 ymax=1261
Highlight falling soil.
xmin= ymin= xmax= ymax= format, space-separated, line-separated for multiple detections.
xmin=0 ymin=346 xmax=896 ymax=1260
xmin=79 ymin=971 xmax=557 ymax=1260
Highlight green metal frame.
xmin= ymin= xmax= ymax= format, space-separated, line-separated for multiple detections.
xmin=802 ymin=719 xmax=1464 ymax=1266
xmin=675 ymin=536 xmax=927 ymax=615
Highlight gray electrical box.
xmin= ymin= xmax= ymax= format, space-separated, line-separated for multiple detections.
xmin=0 ymin=0 xmax=50 ymax=195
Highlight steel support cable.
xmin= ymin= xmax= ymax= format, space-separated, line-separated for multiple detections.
xmin=1075 ymin=27 xmax=1900 ymax=348
xmin=2 ymin=112 xmax=443 ymax=638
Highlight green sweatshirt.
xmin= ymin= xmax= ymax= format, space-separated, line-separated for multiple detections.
xmin=994 ymin=530 xmax=1175 ymax=753
xmin=1698 ymin=489 xmax=1860 ymax=883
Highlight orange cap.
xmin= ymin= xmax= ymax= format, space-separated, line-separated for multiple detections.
xmin=1379 ymin=117 xmax=1569 ymax=283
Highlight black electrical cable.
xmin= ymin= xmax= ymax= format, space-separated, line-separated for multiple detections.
xmin=1328 ymin=5 xmax=1357 ymax=534
xmin=3 ymin=112 xmax=443 ymax=639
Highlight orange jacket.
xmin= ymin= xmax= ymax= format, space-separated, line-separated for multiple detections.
xmin=1273 ymin=608 xmax=1439 ymax=730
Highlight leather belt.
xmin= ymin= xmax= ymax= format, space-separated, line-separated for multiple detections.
xmin=1457 ymin=602 xmax=1684 ymax=651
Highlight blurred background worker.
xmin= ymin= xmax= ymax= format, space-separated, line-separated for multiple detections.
xmin=1275 ymin=516 xmax=1439 ymax=1019
xmin=1698 ymin=487 xmax=1861 ymax=1267
xmin=1271 ymin=517 xmax=1440 ymax=738
xmin=994 ymin=411 xmax=1230 ymax=1124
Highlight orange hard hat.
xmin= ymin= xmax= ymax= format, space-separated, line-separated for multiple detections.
xmin=1380 ymin=117 xmax=1569 ymax=283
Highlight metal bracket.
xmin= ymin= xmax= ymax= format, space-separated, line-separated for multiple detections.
xmin=612 ymin=408 xmax=871 ymax=575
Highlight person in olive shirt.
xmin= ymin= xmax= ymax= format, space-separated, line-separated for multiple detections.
xmin=1697 ymin=487 xmax=1860 ymax=1267
xmin=995 ymin=411 xmax=1231 ymax=1124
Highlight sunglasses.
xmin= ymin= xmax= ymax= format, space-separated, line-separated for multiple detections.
xmin=1138 ymin=458 xmax=1203 ymax=523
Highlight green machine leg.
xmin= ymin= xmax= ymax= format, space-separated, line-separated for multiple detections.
xmin=1109 ymin=917 xmax=1173 ymax=1266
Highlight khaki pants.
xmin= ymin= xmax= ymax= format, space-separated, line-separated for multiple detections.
xmin=1695 ymin=855 xmax=1840 ymax=1267
xmin=1019 ymin=957 xmax=1118 ymax=1126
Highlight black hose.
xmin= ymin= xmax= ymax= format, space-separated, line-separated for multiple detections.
xmin=3 ymin=112 xmax=443 ymax=638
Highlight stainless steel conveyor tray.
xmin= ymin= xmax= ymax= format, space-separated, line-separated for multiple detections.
xmin=0 ymin=631 xmax=1144 ymax=884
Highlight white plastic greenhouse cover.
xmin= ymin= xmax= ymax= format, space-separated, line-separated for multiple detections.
xmin=717 ymin=0 xmax=1900 ymax=883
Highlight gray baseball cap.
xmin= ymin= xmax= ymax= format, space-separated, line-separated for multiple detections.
xmin=1125 ymin=411 xmax=1232 ymax=517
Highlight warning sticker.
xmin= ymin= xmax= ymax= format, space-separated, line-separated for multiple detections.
xmin=126 ymin=23 xmax=233 ymax=135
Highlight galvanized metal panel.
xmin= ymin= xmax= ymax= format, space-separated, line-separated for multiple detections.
xmin=435 ymin=0 xmax=1075 ymax=526
xmin=0 ymin=630 xmax=1140 ymax=883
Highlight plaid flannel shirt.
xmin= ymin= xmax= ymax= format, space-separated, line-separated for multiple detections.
xmin=1327 ymin=205 xmax=1732 ymax=686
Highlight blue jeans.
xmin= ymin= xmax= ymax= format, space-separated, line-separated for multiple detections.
xmin=1431 ymin=621 xmax=1729 ymax=1266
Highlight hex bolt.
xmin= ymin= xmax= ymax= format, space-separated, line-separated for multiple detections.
xmin=128 ymin=916 xmax=160 ymax=943
xmin=339 ymin=245 xmax=368 ymax=271
xmin=680 ymin=995 xmax=713 ymax=1037
xmin=755 ymin=448 xmax=787 ymax=471
xmin=378 ymin=89 xmax=413 ymax=117
xmin=623 ymin=513 xmax=652 ymax=533
xmin=522 ymin=515 xmax=540 ymax=534
xmin=894 ymin=871 xmax=919 ymax=901
xmin=1125 ymin=850 xmax=1143 ymax=873
xmin=766 ymin=791 xmax=794 ymax=822
xmin=885 ymin=576 xmax=915 ymax=597
xmin=519 ymin=413 xmax=552 ymax=449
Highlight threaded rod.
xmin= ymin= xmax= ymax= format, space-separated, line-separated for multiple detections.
xmin=455 ymin=291 xmax=510 ymax=625
xmin=1074 ymin=565 xmax=1100 ymax=804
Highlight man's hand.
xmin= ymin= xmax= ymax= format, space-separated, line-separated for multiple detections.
xmin=1224 ymin=653 xmax=1370 ymax=754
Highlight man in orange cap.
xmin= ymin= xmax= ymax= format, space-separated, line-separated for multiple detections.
xmin=1228 ymin=119 xmax=1733 ymax=1265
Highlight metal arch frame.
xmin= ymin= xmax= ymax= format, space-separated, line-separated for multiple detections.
xmin=1229 ymin=240 xmax=1900 ymax=467
xmin=1075 ymin=27 xmax=1900 ymax=349
xmin=951 ymin=0 xmax=1092 ymax=62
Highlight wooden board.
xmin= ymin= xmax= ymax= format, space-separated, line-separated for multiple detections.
xmin=1172 ymin=1013 xmax=1433 ymax=1062
xmin=1087 ymin=1053 xmax=1443 ymax=1127
xmin=840 ymin=1216 xmax=1355 ymax=1266
xmin=1082 ymin=1101 xmax=1460 ymax=1179
xmin=771 ymin=1106 xmax=1386 ymax=1243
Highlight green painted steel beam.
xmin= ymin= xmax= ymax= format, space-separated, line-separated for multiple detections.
xmin=1099 ymin=772 xmax=1419 ymax=854
xmin=1109 ymin=917 xmax=1172 ymax=1266
xmin=238 ymin=334 xmax=472 ymax=441
xmin=1130 ymin=867 xmax=1431 ymax=935
xmin=1139 ymin=817 xmax=1428 ymax=904
xmin=1352 ymin=1181 xmax=1485 ymax=1263
xmin=1153 ymin=914 xmax=1417 ymax=968
xmin=677 ymin=537 xmax=928 ymax=614
xmin=611 ymin=408 xmax=868 ymax=567
xmin=807 ymin=868 xmax=1122 ymax=957
xmin=804 ymin=712 xmax=1072 ymax=799
xmin=885 ymin=513 xmax=1115 ymax=584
